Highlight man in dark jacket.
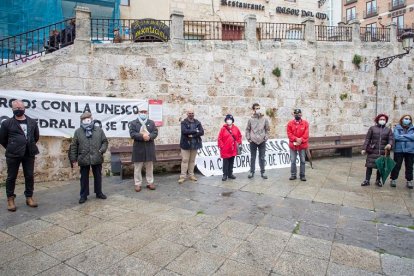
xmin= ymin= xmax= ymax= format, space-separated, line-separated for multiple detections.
xmin=69 ymin=112 xmax=108 ymax=204
xmin=178 ymin=107 xmax=204 ymax=184
xmin=129 ymin=105 xmax=158 ymax=192
xmin=0 ymin=100 xmax=39 ymax=211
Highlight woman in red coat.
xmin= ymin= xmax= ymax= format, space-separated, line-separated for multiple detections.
xmin=218 ymin=114 xmax=242 ymax=181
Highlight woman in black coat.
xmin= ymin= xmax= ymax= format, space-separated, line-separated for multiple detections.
xmin=361 ymin=114 xmax=394 ymax=186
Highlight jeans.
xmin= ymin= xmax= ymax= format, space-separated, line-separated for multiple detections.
xmin=223 ymin=156 xmax=235 ymax=177
xmin=391 ymin=152 xmax=413 ymax=181
xmin=6 ymin=156 xmax=35 ymax=198
xmin=290 ymin=149 xmax=306 ymax=177
xmin=80 ymin=164 xmax=103 ymax=199
xmin=250 ymin=142 xmax=266 ymax=174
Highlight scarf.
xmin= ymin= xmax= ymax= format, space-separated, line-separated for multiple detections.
xmin=137 ymin=116 xmax=149 ymax=133
xmin=81 ymin=122 xmax=94 ymax=138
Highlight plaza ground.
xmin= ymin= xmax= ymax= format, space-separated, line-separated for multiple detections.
xmin=0 ymin=156 xmax=413 ymax=275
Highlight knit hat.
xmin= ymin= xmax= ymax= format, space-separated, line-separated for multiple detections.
xmin=293 ymin=109 xmax=302 ymax=114
xmin=80 ymin=111 xmax=92 ymax=120
xmin=224 ymin=114 xmax=234 ymax=123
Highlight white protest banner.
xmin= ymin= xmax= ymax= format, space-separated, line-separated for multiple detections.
xmin=0 ymin=90 xmax=148 ymax=138
xmin=196 ymin=139 xmax=299 ymax=176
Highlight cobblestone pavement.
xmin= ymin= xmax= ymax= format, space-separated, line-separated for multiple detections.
xmin=1 ymin=156 xmax=414 ymax=275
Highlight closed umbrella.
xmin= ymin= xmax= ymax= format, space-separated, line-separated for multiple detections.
xmin=374 ymin=149 xmax=396 ymax=184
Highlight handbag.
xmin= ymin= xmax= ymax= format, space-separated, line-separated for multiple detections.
xmin=237 ymin=144 xmax=243 ymax=155
xmin=366 ymin=143 xmax=376 ymax=154
xmin=226 ymin=127 xmax=242 ymax=155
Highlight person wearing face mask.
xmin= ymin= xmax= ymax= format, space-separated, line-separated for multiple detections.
xmin=246 ymin=103 xmax=270 ymax=179
xmin=287 ymin=109 xmax=309 ymax=181
xmin=178 ymin=107 xmax=204 ymax=184
xmin=129 ymin=105 xmax=158 ymax=192
xmin=361 ymin=114 xmax=393 ymax=187
xmin=70 ymin=111 xmax=108 ymax=204
xmin=389 ymin=115 xmax=414 ymax=189
xmin=0 ymin=100 xmax=40 ymax=211
xmin=218 ymin=114 xmax=242 ymax=181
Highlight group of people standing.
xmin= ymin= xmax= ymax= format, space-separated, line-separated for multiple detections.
xmin=2 ymin=99 xmax=412 ymax=212
xmin=361 ymin=113 xmax=414 ymax=188
xmin=179 ymin=104 xmax=309 ymax=183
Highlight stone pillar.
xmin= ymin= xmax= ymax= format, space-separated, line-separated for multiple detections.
xmin=74 ymin=6 xmax=91 ymax=54
xmin=244 ymin=14 xmax=257 ymax=44
xmin=302 ymin=17 xmax=315 ymax=43
xmin=349 ymin=19 xmax=361 ymax=44
xmin=170 ymin=10 xmax=184 ymax=43
xmin=389 ymin=22 xmax=397 ymax=45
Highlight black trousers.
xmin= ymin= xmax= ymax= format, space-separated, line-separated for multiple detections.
xmin=6 ymin=156 xmax=35 ymax=198
xmin=80 ymin=164 xmax=103 ymax=199
xmin=365 ymin=167 xmax=381 ymax=182
xmin=250 ymin=142 xmax=266 ymax=174
xmin=391 ymin=153 xmax=414 ymax=181
xmin=222 ymin=157 xmax=235 ymax=177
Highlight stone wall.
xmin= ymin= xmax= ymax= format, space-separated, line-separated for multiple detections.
xmin=0 ymin=12 xmax=413 ymax=183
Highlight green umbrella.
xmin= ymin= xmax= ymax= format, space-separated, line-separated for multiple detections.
xmin=375 ymin=150 xmax=396 ymax=184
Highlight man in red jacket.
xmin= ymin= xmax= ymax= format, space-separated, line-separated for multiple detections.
xmin=287 ymin=109 xmax=309 ymax=181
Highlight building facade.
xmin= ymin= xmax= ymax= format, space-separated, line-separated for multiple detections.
xmin=120 ymin=0 xmax=341 ymax=25
xmin=342 ymin=0 xmax=414 ymax=30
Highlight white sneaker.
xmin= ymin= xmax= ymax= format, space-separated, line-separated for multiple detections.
xmin=407 ymin=181 xmax=413 ymax=189
xmin=390 ymin=180 xmax=397 ymax=187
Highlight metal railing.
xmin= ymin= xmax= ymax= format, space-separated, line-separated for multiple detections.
xmin=360 ymin=27 xmax=390 ymax=42
xmin=397 ymin=28 xmax=413 ymax=41
xmin=315 ymin=26 xmax=352 ymax=41
xmin=257 ymin=23 xmax=305 ymax=40
xmin=389 ymin=0 xmax=406 ymax=11
xmin=184 ymin=21 xmax=245 ymax=40
xmin=91 ymin=19 xmax=171 ymax=42
xmin=1 ymin=18 xmax=75 ymax=68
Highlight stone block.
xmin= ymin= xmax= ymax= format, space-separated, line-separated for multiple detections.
xmin=331 ymin=243 xmax=381 ymax=273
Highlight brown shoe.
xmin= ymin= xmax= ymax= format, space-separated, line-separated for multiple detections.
xmin=178 ymin=177 xmax=185 ymax=184
xmin=26 ymin=197 xmax=38 ymax=208
xmin=135 ymin=186 xmax=142 ymax=192
xmin=7 ymin=196 xmax=16 ymax=212
xmin=146 ymin=184 xmax=156 ymax=190
xmin=189 ymin=175 xmax=198 ymax=182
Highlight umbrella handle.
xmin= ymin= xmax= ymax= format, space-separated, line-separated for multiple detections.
xmin=385 ymin=148 xmax=391 ymax=156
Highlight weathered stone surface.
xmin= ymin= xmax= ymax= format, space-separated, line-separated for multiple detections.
xmin=166 ymin=248 xmax=224 ymax=275
xmin=331 ymin=243 xmax=382 ymax=273
xmin=0 ymin=250 xmax=60 ymax=276
xmin=273 ymin=251 xmax=329 ymax=276
xmin=381 ymin=253 xmax=414 ymax=276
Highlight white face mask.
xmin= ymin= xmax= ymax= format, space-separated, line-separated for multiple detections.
xmin=82 ymin=118 xmax=92 ymax=124
xmin=378 ymin=120 xmax=386 ymax=126
xmin=226 ymin=120 xmax=233 ymax=125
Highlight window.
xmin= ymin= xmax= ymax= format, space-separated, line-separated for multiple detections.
xmin=392 ymin=15 xmax=404 ymax=29
xmin=120 ymin=0 xmax=130 ymax=6
xmin=346 ymin=7 xmax=356 ymax=22
xmin=366 ymin=0 xmax=377 ymax=15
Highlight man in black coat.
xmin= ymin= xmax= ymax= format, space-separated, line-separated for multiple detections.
xmin=178 ymin=107 xmax=204 ymax=184
xmin=129 ymin=105 xmax=158 ymax=192
xmin=0 ymin=100 xmax=40 ymax=211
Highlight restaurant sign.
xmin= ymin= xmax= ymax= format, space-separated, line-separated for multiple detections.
xmin=276 ymin=6 xmax=328 ymax=20
xmin=131 ymin=19 xmax=170 ymax=42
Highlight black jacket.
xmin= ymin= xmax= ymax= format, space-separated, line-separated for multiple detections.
xmin=129 ymin=119 xmax=158 ymax=162
xmin=0 ymin=115 xmax=40 ymax=158
xmin=180 ymin=118 xmax=204 ymax=150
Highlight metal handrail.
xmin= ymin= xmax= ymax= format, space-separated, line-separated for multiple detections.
xmin=1 ymin=18 xmax=75 ymax=68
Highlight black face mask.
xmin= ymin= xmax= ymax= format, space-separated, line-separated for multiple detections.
xmin=294 ymin=115 xmax=301 ymax=120
xmin=13 ymin=109 xmax=25 ymax=117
